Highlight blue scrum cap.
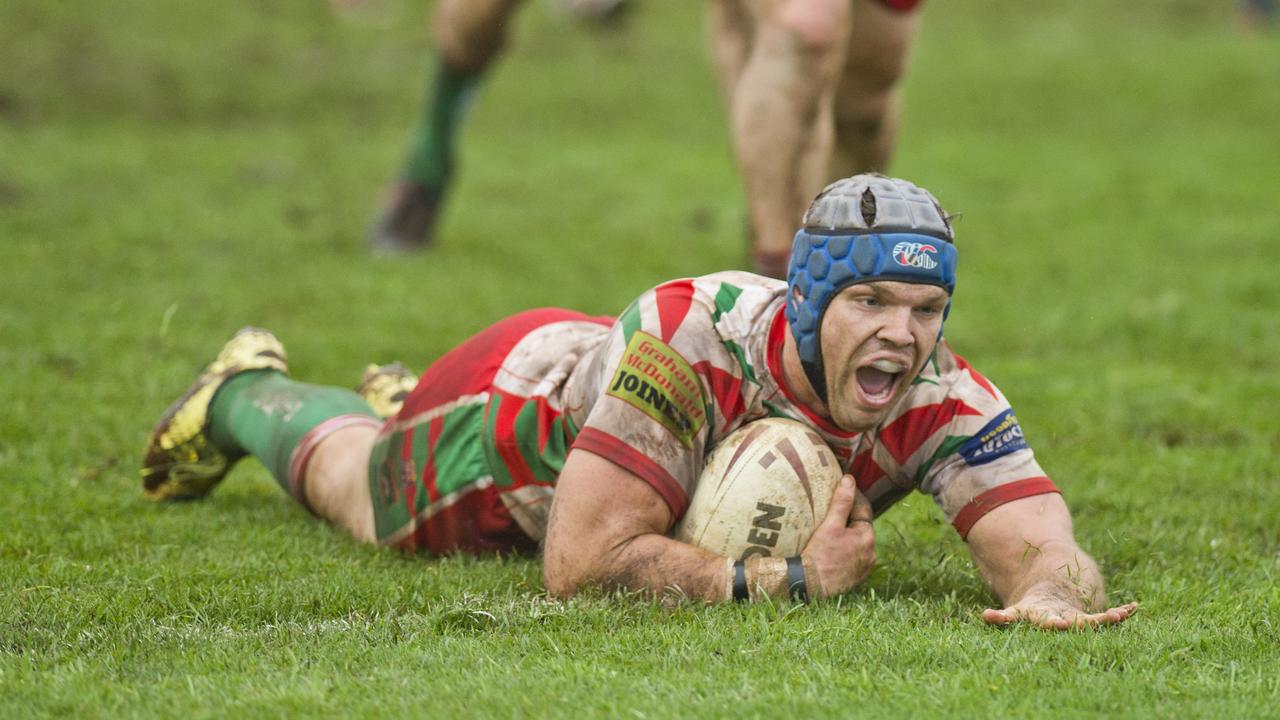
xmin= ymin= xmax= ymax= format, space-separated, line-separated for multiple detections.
xmin=785 ymin=175 xmax=958 ymax=403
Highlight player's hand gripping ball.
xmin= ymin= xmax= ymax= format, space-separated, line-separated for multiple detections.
xmin=675 ymin=419 xmax=843 ymax=560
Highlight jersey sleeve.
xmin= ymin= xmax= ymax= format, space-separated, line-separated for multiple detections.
xmin=569 ymin=279 xmax=739 ymax=521
xmin=875 ymin=348 xmax=1060 ymax=538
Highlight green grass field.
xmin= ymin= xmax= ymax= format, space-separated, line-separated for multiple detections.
xmin=3 ymin=0 xmax=1279 ymax=716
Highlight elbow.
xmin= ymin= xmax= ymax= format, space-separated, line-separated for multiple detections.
xmin=542 ymin=540 xmax=597 ymax=600
xmin=542 ymin=561 xmax=582 ymax=600
xmin=543 ymin=533 xmax=637 ymax=599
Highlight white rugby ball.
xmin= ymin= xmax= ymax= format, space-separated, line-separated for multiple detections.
xmin=674 ymin=418 xmax=842 ymax=560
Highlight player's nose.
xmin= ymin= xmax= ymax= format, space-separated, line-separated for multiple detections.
xmin=875 ymin=307 xmax=914 ymax=346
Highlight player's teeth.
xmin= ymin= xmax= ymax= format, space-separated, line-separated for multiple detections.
xmin=870 ymin=359 xmax=905 ymax=373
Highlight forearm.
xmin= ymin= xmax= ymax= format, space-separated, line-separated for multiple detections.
xmin=968 ymin=495 xmax=1135 ymax=628
xmin=591 ymin=532 xmax=727 ymax=601
xmin=576 ymin=533 xmax=811 ymax=603
xmin=544 ymin=449 xmax=821 ymax=603
xmin=995 ymin=538 xmax=1108 ymax=612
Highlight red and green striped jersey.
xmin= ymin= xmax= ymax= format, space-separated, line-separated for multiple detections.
xmin=492 ymin=272 xmax=1055 ymax=541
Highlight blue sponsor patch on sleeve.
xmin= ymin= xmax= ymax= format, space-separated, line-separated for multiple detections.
xmin=957 ymin=409 xmax=1028 ymax=466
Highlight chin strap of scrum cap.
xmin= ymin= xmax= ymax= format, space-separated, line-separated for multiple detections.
xmin=785 ymin=230 xmax=958 ymax=403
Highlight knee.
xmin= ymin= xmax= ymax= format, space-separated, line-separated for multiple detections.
xmin=770 ymin=0 xmax=852 ymax=61
xmin=836 ymin=9 xmax=915 ymax=116
xmin=432 ymin=0 xmax=523 ymax=70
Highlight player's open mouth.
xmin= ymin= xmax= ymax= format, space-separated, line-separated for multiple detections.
xmin=855 ymin=359 xmax=906 ymax=407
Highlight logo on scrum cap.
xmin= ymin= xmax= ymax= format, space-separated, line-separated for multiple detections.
xmin=892 ymin=241 xmax=939 ymax=270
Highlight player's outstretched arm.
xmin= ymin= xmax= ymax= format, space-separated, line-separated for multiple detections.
xmin=965 ymin=493 xmax=1138 ymax=630
xmin=543 ymin=450 xmax=873 ymax=602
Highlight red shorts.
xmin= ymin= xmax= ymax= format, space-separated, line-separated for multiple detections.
xmin=367 ymin=309 xmax=612 ymax=555
xmin=878 ymin=0 xmax=922 ymax=11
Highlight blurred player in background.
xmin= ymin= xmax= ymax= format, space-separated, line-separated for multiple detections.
xmin=369 ymin=0 xmax=630 ymax=254
xmin=710 ymin=0 xmax=923 ymax=277
xmin=145 ymin=174 xmax=1136 ymax=628
xmin=371 ymin=0 xmax=923 ymax=279
xmin=1238 ymin=0 xmax=1277 ymax=30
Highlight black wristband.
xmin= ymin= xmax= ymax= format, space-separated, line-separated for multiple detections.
xmin=785 ymin=556 xmax=808 ymax=602
xmin=732 ymin=560 xmax=749 ymax=602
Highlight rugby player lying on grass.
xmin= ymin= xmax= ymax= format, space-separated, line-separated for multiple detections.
xmin=144 ymin=174 xmax=1136 ymax=629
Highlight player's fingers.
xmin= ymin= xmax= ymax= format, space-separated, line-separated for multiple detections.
xmin=996 ymin=605 xmax=1064 ymax=630
xmin=1033 ymin=612 xmax=1071 ymax=631
xmin=1086 ymin=608 xmax=1124 ymax=626
xmin=821 ymin=475 xmax=857 ymax=530
xmin=1085 ymin=604 xmax=1136 ymax=627
xmin=1096 ymin=609 xmax=1125 ymax=626
xmin=980 ymin=608 xmax=1015 ymax=625
xmin=1064 ymin=602 xmax=1139 ymax=629
xmin=1113 ymin=601 xmax=1140 ymax=619
xmin=987 ymin=603 xmax=1138 ymax=630
xmin=984 ymin=606 xmax=1061 ymax=629
xmin=849 ymin=487 xmax=873 ymax=525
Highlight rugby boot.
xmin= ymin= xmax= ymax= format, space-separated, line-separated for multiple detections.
xmin=368 ymin=179 xmax=447 ymax=254
xmin=356 ymin=362 xmax=419 ymax=419
xmin=141 ymin=327 xmax=288 ymax=501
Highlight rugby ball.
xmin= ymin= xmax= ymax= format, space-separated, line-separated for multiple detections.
xmin=675 ymin=418 xmax=842 ymax=560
